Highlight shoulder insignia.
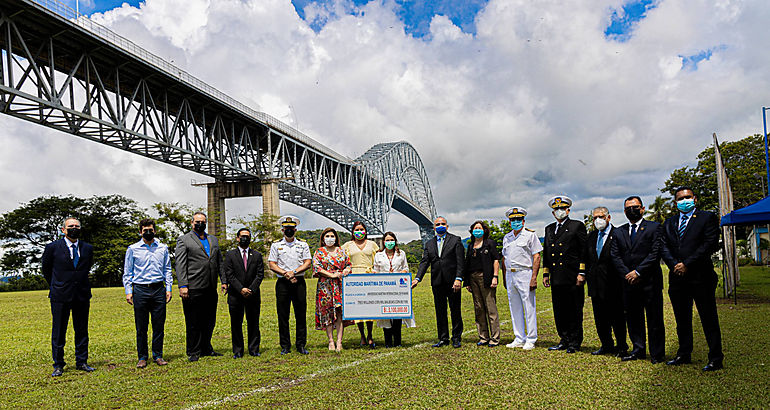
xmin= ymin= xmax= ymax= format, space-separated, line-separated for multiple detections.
xmin=526 ymin=228 xmax=535 ymax=232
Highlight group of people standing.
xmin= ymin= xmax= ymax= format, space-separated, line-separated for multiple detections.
xmin=40 ymin=186 xmax=724 ymax=376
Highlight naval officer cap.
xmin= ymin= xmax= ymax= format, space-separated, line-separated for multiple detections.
xmin=279 ymin=215 xmax=300 ymax=227
xmin=505 ymin=207 xmax=528 ymax=219
xmin=548 ymin=196 xmax=573 ymax=209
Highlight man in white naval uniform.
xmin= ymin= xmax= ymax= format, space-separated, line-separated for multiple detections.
xmin=501 ymin=207 xmax=543 ymax=350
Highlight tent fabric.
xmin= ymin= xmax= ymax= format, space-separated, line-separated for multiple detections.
xmin=720 ymin=196 xmax=770 ymax=226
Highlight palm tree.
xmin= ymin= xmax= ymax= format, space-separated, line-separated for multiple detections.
xmin=647 ymin=195 xmax=674 ymax=223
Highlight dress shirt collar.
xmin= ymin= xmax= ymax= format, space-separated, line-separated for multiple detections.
xmin=629 ymin=218 xmax=644 ymax=234
xmin=64 ymin=236 xmax=78 ymax=248
xmin=141 ymin=239 xmax=158 ymax=248
xmin=680 ymin=208 xmax=695 ymax=220
xmin=436 ymin=233 xmax=446 ymax=241
xmin=239 ymin=246 xmax=250 ymax=252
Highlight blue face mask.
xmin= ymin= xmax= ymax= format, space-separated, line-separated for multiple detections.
xmin=677 ymin=198 xmax=695 ymax=213
xmin=472 ymin=228 xmax=484 ymax=238
xmin=510 ymin=220 xmax=524 ymax=231
xmin=435 ymin=225 xmax=447 ymax=235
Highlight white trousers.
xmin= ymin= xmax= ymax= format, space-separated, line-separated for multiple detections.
xmin=505 ymin=269 xmax=537 ymax=343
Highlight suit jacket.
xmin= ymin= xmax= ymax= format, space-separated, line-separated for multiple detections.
xmin=223 ymin=247 xmax=264 ymax=305
xmin=175 ymin=231 xmax=223 ymax=290
xmin=463 ymin=238 xmax=500 ymax=288
xmin=660 ymin=209 xmax=720 ymax=289
xmin=542 ymin=218 xmax=587 ymax=286
xmin=585 ymin=226 xmax=621 ymax=298
xmin=416 ymin=233 xmax=465 ymax=287
xmin=610 ymin=219 xmax=663 ymax=290
xmin=41 ymin=238 xmax=94 ymax=302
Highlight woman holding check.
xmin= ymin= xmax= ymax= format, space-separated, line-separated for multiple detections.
xmin=312 ymin=228 xmax=353 ymax=352
xmin=373 ymin=232 xmax=416 ymax=347
xmin=341 ymin=221 xmax=380 ymax=348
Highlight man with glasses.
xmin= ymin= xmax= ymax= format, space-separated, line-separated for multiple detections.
xmin=610 ymin=196 xmax=665 ymax=364
xmin=413 ymin=216 xmax=465 ymax=348
xmin=123 ymin=218 xmax=173 ymax=368
xmin=42 ymin=217 xmax=95 ymax=377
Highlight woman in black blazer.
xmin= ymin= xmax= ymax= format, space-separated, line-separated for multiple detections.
xmin=464 ymin=221 xmax=501 ymax=347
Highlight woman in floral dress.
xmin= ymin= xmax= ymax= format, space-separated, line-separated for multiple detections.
xmin=313 ymin=227 xmax=353 ymax=352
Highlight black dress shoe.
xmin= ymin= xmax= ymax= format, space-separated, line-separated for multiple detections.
xmin=233 ymin=353 xmax=243 ymax=359
xmin=566 ymin=347 xmax=577 ymax=354
xmin=650 ymin=356 xmax=665 ymax=364
xmin=621 ymin=352 xmax=646 ymax=362
xmin=432 ymin=341 xmax=449 ymax=348
xmin=477 ymin=341 xmax=489 ymax=346
xmin=666 ymin=356 xmax=691 ymax=366
xmin=76 ymin=363 xmax=95 ymax=372
xmin=207 ymin=351 xmax=223 ymax=357
xmin=188 ymin=355 xmax=199 ymax=362
xmin=51 ymin=367 xmax=63 ymax=377
xmin=548 ymin=344 xmax=567 ymax=351
xmin=702 ymin=360 xmax=723 ymax=371
xmin=452 ymin=341 xmax=462 ymax=348
xmin=297 ymin=347 xmax=310 ymax=355
xmin=592 ymin=347 xmax=612 ymax=355
xmin=249 ymin=352 xmax=261 ymax=357
xmin=280 ymin=348 xmax=290 ymax=355
xmin=615 ymin=350 xmax=628 ymax=358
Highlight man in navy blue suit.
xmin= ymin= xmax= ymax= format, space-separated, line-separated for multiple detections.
xmin=41 ymin=217 xmax=95 ymax=377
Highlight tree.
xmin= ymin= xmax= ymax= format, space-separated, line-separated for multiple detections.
xmin=662 ymin=134 xmax=767 ymax=212
xmin=647 ymin=195 xmax=675 ymax=224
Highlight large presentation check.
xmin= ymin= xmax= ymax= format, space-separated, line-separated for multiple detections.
xmin=342 ymin=273 xmax=413 ymax=321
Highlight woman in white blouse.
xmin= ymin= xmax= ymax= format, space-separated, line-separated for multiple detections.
xmin=373 ymin=231 xmax=416 ymax=347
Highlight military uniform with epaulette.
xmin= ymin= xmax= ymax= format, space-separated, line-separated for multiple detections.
xmin=542 ymin=196 xmax=587 ymax=353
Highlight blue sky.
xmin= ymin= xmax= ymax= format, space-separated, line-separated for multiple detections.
xmin=604 ymin=0 xmax=658 ymax=42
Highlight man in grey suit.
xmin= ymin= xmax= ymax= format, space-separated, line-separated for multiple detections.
xmin=175 ymin=211 xmax=225 ymax=362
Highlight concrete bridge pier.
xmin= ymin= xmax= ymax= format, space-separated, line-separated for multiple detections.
xmin=205 ymin=179 xmax=281 ymax=238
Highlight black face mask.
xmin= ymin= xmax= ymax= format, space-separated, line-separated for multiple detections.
xmin=624 ymin=207 xmax=643 ymax=222
xmin=66 ymin=227 xmax=81 ymax=239
xmin=239 ymin=236 xmax=251 ymax=247
xmin=283 ymin=227 xmax=296 ymax=238
xmin=142 ymin=231 xmax=155 ymax=241
xmin=193 ymin=222 xmax=206 ymax=234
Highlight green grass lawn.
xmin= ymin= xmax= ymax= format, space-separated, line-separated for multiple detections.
xmin=2 ymin=266 xmax=769 ymax=408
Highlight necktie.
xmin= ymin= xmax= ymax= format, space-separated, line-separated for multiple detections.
xmin=597 ymin=230 xmax=605 ymax=258
xmin=72 ymin=244 xmax=79 ymax=267
xmin=243 ymin=249 xmax=248 ymax=270
xmin=679 ymin=215 xmax=689 ymax=239
xmin=437 ymin=237 xmax=444 ymax=255
xmin=630 ymin=224 xmax=637 ymax=242
xmin=556 ymin=223 xmax=563 ymax=235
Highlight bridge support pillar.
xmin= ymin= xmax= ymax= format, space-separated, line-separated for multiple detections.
xmin=207 ymin=182 xmax=227 ymax=238
xmin=261 ymin=179 xmax=281 ymax=218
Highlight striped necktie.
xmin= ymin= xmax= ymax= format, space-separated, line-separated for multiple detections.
xmin=679 ymin=214 xmax=689 ymax=239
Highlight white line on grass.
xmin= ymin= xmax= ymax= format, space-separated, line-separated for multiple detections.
xmin=186 ymin=308 xmax=552 ymax=409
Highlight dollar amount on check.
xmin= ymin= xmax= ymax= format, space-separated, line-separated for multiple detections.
xmin=342 ymin=273 xmax=413 ymax=321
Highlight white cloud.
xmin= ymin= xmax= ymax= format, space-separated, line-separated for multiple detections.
xmin=2 ymin=0 xmax=769 ymax=241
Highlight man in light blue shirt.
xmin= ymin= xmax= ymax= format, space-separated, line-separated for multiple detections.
xmin=123 ymin=218 xmax=173 ymax=368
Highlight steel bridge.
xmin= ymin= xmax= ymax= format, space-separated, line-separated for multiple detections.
xmin=0 ymin=0 xmax=437 ymax=241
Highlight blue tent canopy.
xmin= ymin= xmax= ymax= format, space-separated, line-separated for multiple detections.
xmin=720 ymin=196 xmax=770 ymax=226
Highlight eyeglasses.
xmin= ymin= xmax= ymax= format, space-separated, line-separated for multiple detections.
xmin=624 ymin=206 xmax=642 ymax=211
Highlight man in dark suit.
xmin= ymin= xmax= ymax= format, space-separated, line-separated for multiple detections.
xmin=175 ymin=211 xmax=225 ymax=362
xmin=610 ymin=195 xmax=665 ymax=364
xmin=41 ymin=217 xmax=95 ymax=377
xmin=412 ymin=216 xmax=465 ymax=348
xmin=223 ymin=228 xmax=265 ymax=358
xmin=660 ymin=187 xmax=723 ymax=371
xmin=585 ymin=206 xmax=628 ymax=357
xmin=542 ymin=195 xmax=587 ymax=353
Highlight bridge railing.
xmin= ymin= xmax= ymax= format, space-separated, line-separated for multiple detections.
xmin=27 ymin=0 xmax=349 ymax=162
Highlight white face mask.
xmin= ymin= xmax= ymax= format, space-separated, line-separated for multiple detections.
xmin=553 ymin=209 xmax=568 ymax=220
xmin=594 ymin=217 xmax=608 ymax=231
xmin=324 ymin=236 xmax=336 ymax=247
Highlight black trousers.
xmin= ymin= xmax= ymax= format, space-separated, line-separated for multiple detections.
xmin=551 ymin=284 xmax=584 ymax=348
xmin=50 ymin=299 xmax=89 ymax=368
xmin=181 ymin=287 xmax=217 ymax=357
xmin=383 ymin=319 xmax=402 ymax=346
xmin=229 ymin=292 xmax=261 ymax=356
xmin=432 ymin=283 xmax=463 ymax=343
xmin=591 ymin=291 xmax=628 ymax=352
xmin=623 ymin=284 xmax=665 ymax=359
xmin=133 ymin=283 xmax=167 ymax=360
xmin=276 ymin=277 xmax=307 ymax=350
xmin=669 ymin=282 xmax=723 ymax=361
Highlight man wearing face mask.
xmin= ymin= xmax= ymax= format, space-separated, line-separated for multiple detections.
xmin=123 ymin=218 xmax=173 ymax=368
xmin=412 ymin=216 xmax=465 ymax=348
xmin=268 ymin=216 xmax=312 ymax=355
xmin=585 ymin=207 xmax=628 ymax=357
xmin=500 ymin=207 xmax=542 ymax=350
xmin=42 ymin=217 xmax=95 ymax=377
xmin=542 ymin=196 xmax=587 ymax=353
xmin=223 ymin=228 xmax=265 ymax=358
xmin=175 ymin=211 xmax=224 ymax=362
xmin=660 ymin=187 xmax=723 ymax=371
xmin=610 ymin=196 xmax=665 ymax=364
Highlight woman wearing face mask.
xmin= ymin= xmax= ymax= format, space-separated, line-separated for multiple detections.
xmin=373 ymin=232 xmax=416 ymax=347
xmin=341 ymin=221 xmax=380 ymax=348
xmin=463 ymin=221 xmax=502 ymax=347
xmin=312 ymin=228 xmax=353 ymax=352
